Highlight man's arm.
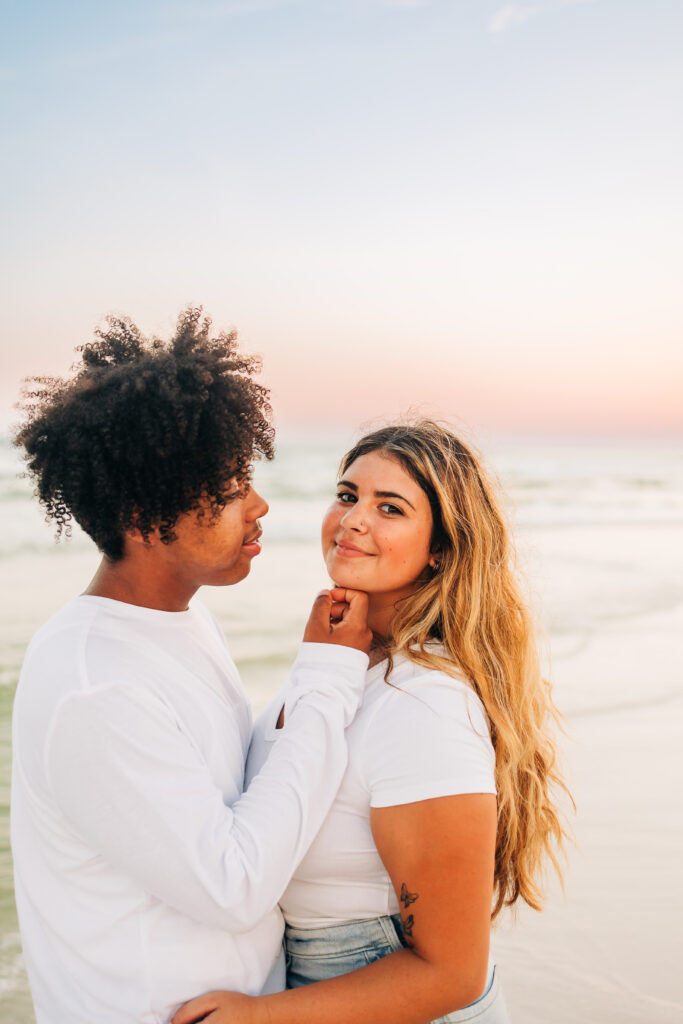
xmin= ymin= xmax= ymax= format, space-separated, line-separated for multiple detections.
xmin=172 ymin=794 xmax=497 ymax=1024
xmin=46 ymin=590 xmax=370 ymax=933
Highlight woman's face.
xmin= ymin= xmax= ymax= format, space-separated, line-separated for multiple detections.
xmin=322 ymin=450 xmax=434 ymax=604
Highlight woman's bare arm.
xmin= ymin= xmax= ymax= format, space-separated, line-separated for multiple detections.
xmin=172 ymin=793 xmax=497 ymax=1024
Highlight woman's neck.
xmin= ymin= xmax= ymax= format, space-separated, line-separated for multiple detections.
xmin=366 ymin=598 xmax=393 ymax=644
xmin=366 ymin=594 xmax=398 ymax=668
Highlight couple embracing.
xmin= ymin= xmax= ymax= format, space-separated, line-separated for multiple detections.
xmin=11 ymin=310 xmax=566 ymax=1024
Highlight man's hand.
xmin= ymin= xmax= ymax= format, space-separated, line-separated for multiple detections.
xmin=172 ymin=990 xmax=255 ymax=1024
xmin=303 ymin=588 xmax=372 ymax=654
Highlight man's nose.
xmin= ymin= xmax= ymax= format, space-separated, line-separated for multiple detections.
xmin=248 ymin=487 xmax=269 ymax=519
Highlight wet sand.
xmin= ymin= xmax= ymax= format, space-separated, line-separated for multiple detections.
xmin=494 ymin=586 xmax=683 ymax=1021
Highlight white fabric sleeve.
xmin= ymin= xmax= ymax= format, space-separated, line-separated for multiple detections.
xmin=361 ymin=676 xmax=496 ymax=808
xmin=45 ymin=642 xmax=368 ymax=934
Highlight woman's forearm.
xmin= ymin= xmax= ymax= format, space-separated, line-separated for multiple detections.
xmin=255 ymin=946 xmax=486 ymax=1024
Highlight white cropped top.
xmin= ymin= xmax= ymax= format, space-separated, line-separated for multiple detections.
xmin=246 ymin=649 xmax=496 ymax=928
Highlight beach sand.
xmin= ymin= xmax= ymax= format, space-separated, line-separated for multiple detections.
xmin=489 ymin=515 xmax=683 ymax=1024
xmin=494 ymin=602 xmax=683 ymax=1023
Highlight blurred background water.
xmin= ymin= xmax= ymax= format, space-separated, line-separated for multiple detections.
xmin=1 ymin=432 xmax=682 ymax=1021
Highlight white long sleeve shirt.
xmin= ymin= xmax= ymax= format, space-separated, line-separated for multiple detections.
xmin=10 ymin=595 xmax=368 ymax=1024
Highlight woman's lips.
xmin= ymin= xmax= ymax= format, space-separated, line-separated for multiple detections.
xmin=334 ymin=540 xmax=373 ymax=558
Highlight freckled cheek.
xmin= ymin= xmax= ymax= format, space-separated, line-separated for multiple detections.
xmin=379 ymin=539 xmax=412 ymax=576
xmin=385 ymin=538 xmax=425 ymax=574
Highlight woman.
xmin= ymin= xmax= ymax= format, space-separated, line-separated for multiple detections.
xmin=174 ymin=420 xmax=568 ymax=1024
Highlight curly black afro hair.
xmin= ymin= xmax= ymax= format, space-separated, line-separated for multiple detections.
xmin=13 ymin=307 xmax=274 ymax=561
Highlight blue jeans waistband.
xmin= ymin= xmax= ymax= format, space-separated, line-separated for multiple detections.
xmin=285 ymin=914 xmax=405 ymax=957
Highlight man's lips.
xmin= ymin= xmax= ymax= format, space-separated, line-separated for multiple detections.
xmin=334 ymin=539 xmax=373 ymax=558
xmin=242 ymin=530 xmax=262 ymax=552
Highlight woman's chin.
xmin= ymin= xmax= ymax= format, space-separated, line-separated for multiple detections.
xmin=326 ymin=563 xmax=372 ymax=591
xmin=330 ymin=573 xmax=364 ymax=590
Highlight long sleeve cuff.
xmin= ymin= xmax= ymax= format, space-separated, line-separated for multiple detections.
xmin=284 ymin=642 xmax=369 ymax=726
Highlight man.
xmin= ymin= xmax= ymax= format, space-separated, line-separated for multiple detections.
xmin=11 ymin=309 xmax=371 ymax=1023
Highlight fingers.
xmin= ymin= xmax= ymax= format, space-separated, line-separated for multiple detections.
xmin=304 ymin=587 xmax=371 ymax=651
xmin=329 ymin=587 xmax=368 ymax=607
xmin=172 ymin=994 xmax=218 ymax=1024
xmin=309 ymin=590 xmax=334 ymax=625
xmin=329 ymin=589 xmax=368 ymax=623
xmin=329 ymin=601 xmax=346 ymax=622
xmin=336 ymin=588 xmax=369 ymax=619
xmin=302 ymin=590 xmax=334 ymax=643
xmin=328 ymin=588 xmax=372 ymax=652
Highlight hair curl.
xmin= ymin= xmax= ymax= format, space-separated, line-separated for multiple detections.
xmin=340 ymin=420 xmax=571 ymax=919
xmin=13 ymin=307 xmax=274 ymax=560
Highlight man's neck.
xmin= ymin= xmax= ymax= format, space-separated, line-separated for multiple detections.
xmin=84 ymin=555 xmax=198 ymax=613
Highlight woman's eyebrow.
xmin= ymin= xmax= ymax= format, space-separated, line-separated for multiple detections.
xmin=338 ymin=479 xmax=416 ymax=511
xmin=375 ymin=490 xmax=416 ymax=510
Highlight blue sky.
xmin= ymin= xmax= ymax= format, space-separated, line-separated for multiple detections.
xmin=2 ymin=0 xmax=681 ymax=433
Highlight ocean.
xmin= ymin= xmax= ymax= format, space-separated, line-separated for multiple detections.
xmin=1 ymin=433 xmax=682 ymax=1023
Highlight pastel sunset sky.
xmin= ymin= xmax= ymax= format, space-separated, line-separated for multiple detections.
xmin=2 ymin=0 xmax=681 ymax=436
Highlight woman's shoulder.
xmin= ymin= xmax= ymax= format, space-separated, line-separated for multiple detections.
xmin=357 ymin=646 xmax=497 ymax=805
xmin=364 ymin=647 xmax=490 ymax=734
xmin=383 ymin=644 xmax=479 ymax=699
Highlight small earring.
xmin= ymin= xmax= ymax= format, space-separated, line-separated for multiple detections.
xmin=429 ymin=558 xmax=440 ymax=571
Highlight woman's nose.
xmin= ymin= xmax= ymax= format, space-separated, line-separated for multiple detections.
xmin=341 ymin=503 xmax=366 ymax=531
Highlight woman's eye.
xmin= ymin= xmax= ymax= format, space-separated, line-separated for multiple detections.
xmin=337 ymin=491 xmax=356 ymax=503
xmin=379 ymin=503 xmax=403 ymax=515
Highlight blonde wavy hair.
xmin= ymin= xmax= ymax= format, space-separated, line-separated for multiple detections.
xmin=340 ymin=420 xmax=570 ymax=919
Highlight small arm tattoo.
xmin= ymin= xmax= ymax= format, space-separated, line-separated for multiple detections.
xmin=400 ymin=882 xmax=419 ymax=908
xmin=400 ymin=882 xmax=419 ymax=943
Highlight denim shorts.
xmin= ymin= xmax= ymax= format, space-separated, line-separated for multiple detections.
xmin=285 ymin=914 xmax=510 ymax=1023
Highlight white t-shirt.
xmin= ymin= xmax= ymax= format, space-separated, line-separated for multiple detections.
xmin=11 ymin=596 xmax=368 ymax=1024
xmin=246 ymin=649 xmax=496 ymax=928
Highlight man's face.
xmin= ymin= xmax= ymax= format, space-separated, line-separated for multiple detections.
xmin=162 ymin=484 xmax=269 ymax=589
